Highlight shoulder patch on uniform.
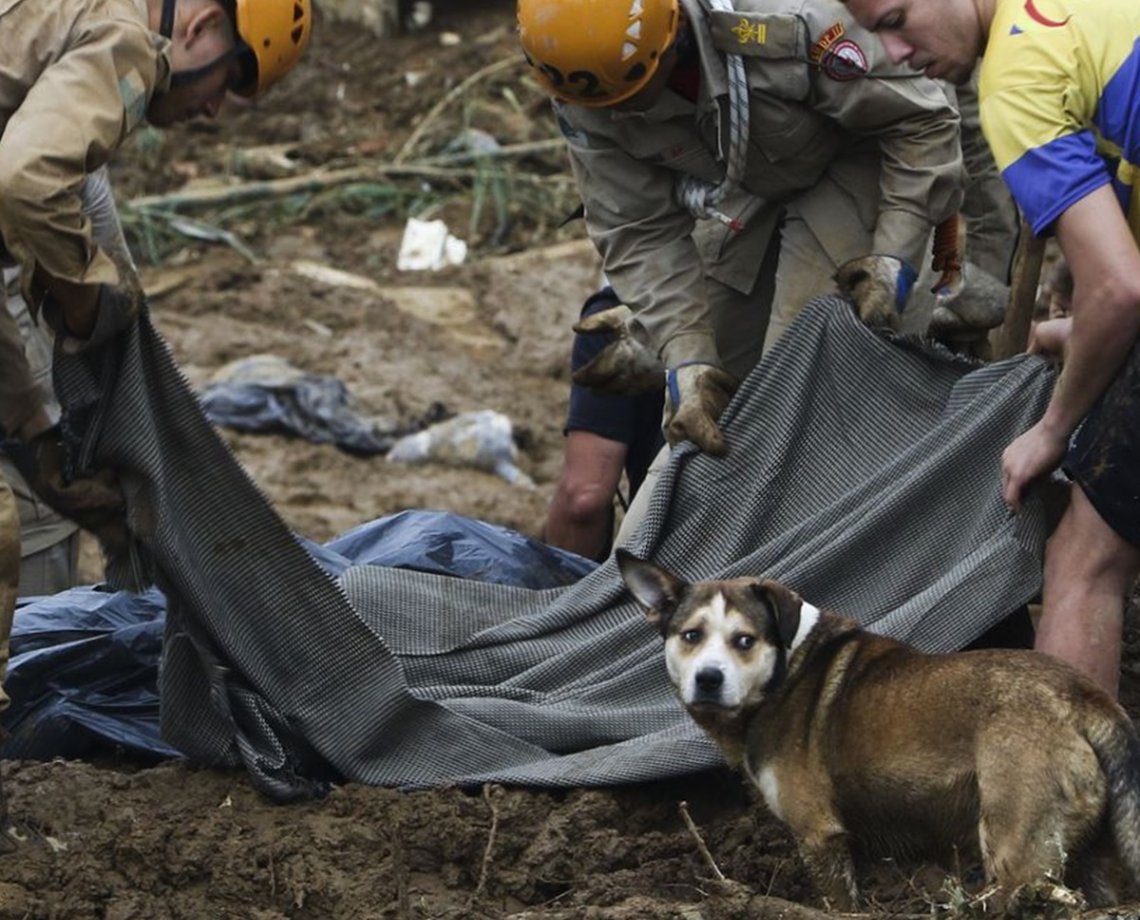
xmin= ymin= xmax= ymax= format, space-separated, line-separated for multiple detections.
xmin=708 ymin=10 xmax=806 ymax=59
xmin=813 ymin=25 xmax=868 ymax=82
xmin=808 ymin=22 xmax=846 ymax=67
xmin=118 ymin=70 xmax=148 ymax=132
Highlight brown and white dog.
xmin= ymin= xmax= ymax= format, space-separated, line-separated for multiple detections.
xmin=616 ymin=549 xmax=1140 ymax=910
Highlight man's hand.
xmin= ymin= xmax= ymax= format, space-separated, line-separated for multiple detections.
xmin=41 ymin=281 xmax=141 ymax=354
xmin=1027 ymin=317 xmax=1073 ymax=360
xmin=1001 ymin=420 xmax=1069 ymax=512
xmin=4 ymin=426 xmax=132 ymax=556
xmin=663 ymin=362 xmax=738 ymax=456
xmin=834 ymin=255 xmax=917 ymax=330
xmin=571 ymin=303 xmax=665 ymax=394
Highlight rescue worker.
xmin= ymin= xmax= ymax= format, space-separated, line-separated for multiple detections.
xmin=0 ymin=273 xmax=80 ymax=596
xmin=841 ymin=0 xmax=1140 ymax=697
xmin=0 ymin=0 xmax=312 ymax=817
xmin=516 ymin=0 xmax=966 ymax=456
xmin=0 ymin=167 xmax=136 ymax=597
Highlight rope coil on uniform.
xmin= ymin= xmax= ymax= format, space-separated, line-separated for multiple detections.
xmin=674 ymin=0 xmax=750 ymax=231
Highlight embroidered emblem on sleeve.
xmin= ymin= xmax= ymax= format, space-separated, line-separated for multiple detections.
xmin=820 ymin=39 xmax=868 ymax=81
xmin=809 ymin=23 xmax=869 ymax=80
xmin=809 ymin=22 xmax=846 ymax=66
xmin=731 ymin=17 xmax=768 ymax=44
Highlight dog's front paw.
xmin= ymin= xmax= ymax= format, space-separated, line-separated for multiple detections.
xmin=798 ymin=834 xmax=859 ymax=912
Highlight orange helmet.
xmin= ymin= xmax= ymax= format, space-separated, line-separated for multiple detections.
xmin=231 ymin=0 xmax=313 ymax=97
xmin=517 ymin=0 xmax=681 ymax=108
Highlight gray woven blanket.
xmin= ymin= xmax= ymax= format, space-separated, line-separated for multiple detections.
xmin=53 ymin=296 xmax=1054 ymax=800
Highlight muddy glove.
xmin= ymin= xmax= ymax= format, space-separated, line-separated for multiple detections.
xmin=927 ymin=263 xmax=1008 ymax=354
xmin=41 ymin=281 xmax=141 ymax=354
xmin=571 ymin=304 xmax=665 ymax=395
xmin=663 ymin=362 xmax=738 ymax=456
xmin=834 ymin=256 xmax=917 ymax=330
xmin=2 ymin=426 xmax=132 ymax=559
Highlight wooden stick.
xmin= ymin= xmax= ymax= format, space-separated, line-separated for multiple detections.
xmin=393 ymin=56 xmax=528 ymax=165
xmin=468 ymin=784 xmax=501 ymax=907
xmin=989 ymin=218 xmax=1047 ymax=360
xmin=388 ymin=821 xmax=411 ymax=920
xmin=679 ymin=800 xmax=726 ymax=881
xmin=125 ymin=162 xmax=573 ymax=212
xmin=417 ymin=138 xmax=567 ymax=167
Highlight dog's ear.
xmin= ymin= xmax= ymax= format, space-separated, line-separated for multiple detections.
xmin=616 ymin=549 xmax=687 ymax=632
xmin=751 ymin=579 xmax=802 ymax=649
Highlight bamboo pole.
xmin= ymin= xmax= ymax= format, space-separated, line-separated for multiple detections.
xmin=125 ymin=156 xmax=572 ymax=212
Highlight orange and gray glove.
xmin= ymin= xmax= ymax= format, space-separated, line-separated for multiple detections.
xmin=833 ymin=255 xmax=917 ymax=331
xmin=663 ymin=362 xmax=738 ymax=456
xmin=926 ymin=212 xmax=1006 ymax=346
xmin=570 ymin=303 xmax=665 ymax=395
xmin=927 ymin=265 xmax=1008 ymax=344
xmin=929 ymin=212 xmax=964 ymax=300
xmin=2 ymin=426 xmax=132 ymax=560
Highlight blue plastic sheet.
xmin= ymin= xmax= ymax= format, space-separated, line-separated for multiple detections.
xmin=198 ymin=357 xmax=450 ymax=454
xmin=1 ymin=511 xmax=596 ymax=761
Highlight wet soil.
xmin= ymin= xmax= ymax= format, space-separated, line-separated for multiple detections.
xmin=3 ymin=3 xmax=1139 ymax=918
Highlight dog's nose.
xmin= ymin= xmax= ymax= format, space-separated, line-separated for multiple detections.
xmin=695 ymin=668 xmax=724 ymax=692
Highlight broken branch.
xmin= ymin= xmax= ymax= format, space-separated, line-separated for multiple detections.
xmin=679 ymin=800 xmax=726 ymax=882
xmin=125 ymin=162 xmax=572 ymax=212
xmin=468 ymin=783 xmax=502 ymax=908
xmin=394 ymin=56 xmax=528 ymax=165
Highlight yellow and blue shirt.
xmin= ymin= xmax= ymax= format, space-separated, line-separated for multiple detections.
xmin=979 ymin=0 xmax=1140 ymax=240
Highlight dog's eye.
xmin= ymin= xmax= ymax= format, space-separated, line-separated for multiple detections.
xmin=681 ymin=629 xmax=702 ymax=644
xmin=733 ymin=634 xmax=756 ymax=651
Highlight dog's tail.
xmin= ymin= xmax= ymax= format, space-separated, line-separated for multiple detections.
xmin=1087 ymin=709 xmax=1140 ymax=881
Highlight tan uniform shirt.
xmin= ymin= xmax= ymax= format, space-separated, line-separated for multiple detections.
xmin=556 ymin=0 xmax=964 ymax=368
xmin=0 ymin=0 xmax=170 ymax=435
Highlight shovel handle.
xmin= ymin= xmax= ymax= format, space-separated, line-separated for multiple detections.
xmin=989 ymin=219 xmax=1047 ymax=361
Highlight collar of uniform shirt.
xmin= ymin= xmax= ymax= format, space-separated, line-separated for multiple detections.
xmin=667 ymin=55 xmax=701 ymax=102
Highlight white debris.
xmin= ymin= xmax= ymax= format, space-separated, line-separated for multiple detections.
xmin=44 ymin=836 xmax=68 ymax=853
xmin=387 ymin=410 xmax=534 ymax=487
xmin=396 ymin=218 xmax=468 ymax=272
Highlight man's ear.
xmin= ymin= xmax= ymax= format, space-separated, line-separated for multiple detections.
xmin=183 ymin=3 xmax=230 ymax=47
xmin=751 ymin=579 xmax=802 ymax=649
xmin=615 ymin=549 xmax=686 ymax=633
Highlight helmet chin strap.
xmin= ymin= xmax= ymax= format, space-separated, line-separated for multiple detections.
xmin=160 ymin=0 xmax=176 ymax=38
xmin=168 ymin=54 xmax=232 ymax=88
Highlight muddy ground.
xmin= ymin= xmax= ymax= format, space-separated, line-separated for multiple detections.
xmin=3 ymin=2 xmax=1140 ymax=918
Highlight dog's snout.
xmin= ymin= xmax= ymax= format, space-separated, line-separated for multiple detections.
xmin=696 ymin=667 xmax=724 ymax=692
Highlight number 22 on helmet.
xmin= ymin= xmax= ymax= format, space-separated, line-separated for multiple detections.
xmin=517 ymin=0 xmax=680 ymax=108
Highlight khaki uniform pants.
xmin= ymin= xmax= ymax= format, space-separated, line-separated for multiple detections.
xmin=1 ymin=270 xmax=80 ymax=596
xmin=0 ymin=456 xmax=79 ymax=597
xmin=0 ymin=269 xmax=41 ymax=439
xmin=0 ymin=480 xmax=18 ymax=715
